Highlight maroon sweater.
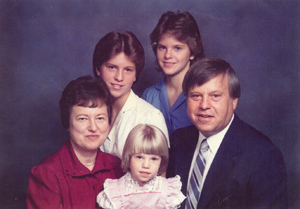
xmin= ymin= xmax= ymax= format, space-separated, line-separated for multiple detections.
xmin=27 ymin=140 xmax=124 ymax=209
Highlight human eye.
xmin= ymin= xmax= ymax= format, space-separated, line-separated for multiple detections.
xmin=135 ymin=155 xmax=142 ymax=159
xmin=106 ymin=64 xmax=116 ymax=70
xmin=96 ymin=116 xmax=105 ymax=121
xmin=174 ymin=46 xmax=182 ymax=51
xmin=157 ymin=45 xmax=166 ymax=50
xmin=151 ymin=157 xmax=158 ymax=161
xmin=150 ymin=155 xmax=161 ymax=161
xmin=189 ymin=93 xmax=201 ymax=101
xmin=124 ymin=67 xmax=135 ymax=73
xmin=132 ymin=153 xmax=142 ymax=159
xmin=211 ymin=93 xmax=222 ymax=101
xmin=77 ymin=116 xmax=88 ymax=121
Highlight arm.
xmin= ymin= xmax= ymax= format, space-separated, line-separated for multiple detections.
xmin=26 ymin=166 xmax=63 ymax=209
xmin=97 ymin=190 xmax=115 ymax=209
xmin=165 ymin=175 xmax=186 ymax=209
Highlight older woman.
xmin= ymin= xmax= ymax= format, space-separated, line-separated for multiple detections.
xmin=26 ymin=76 xmax=124 ymax=209
xmin=92 ymin=31 xmax=169 ymax=159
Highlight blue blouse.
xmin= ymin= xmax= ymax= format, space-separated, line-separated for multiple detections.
xmin=142 ymin=77 xmax=193 ymax=136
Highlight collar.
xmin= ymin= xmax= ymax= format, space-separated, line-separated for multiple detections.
xmin=105 ymin=90 xmax=138 ymax=150
xmin=153 ymin=76 xmax=165 ymax=91
xmin=199 ymin=114 xmax=235 ymax=155
xmin=155 ymin=76 xmax=187 ymax=109
xmin=124 ymin=172 xmax=162 ymax=194
xmin=119 ymin=90 xmax=138 ymax=113
xmin=59 ymin=140 xmax=115 ymax=177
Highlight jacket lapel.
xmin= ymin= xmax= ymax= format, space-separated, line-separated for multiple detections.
xmin=198 ymin=116 xmax=242 ymax=208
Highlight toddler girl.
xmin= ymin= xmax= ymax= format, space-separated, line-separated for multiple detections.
xmin=97 ymin=124 xmax=185 ymax=209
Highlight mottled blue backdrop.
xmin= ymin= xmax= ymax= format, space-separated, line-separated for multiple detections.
xmin=0 ymin=0 xmax=299 ymax=208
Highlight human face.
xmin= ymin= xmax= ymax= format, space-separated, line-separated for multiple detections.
xmin=156 ymin=33 xmax=194 ymax=77
xmin=69 ymin=103 xmax=110 ymax=155
xmin=97 ymin=52 xmax=136 ymax=103
xmin=130 ymin=153 xmax=161 ymax=186
xmin=187 ymin=74 xmax=238 ymax=138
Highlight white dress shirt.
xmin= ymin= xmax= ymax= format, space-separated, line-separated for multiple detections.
xmin=187 ymin=114 xmax=235 ymax=196
xmin=101 ymin=90 xmax=169 ymax=159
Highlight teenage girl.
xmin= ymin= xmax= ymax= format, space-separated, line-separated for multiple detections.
xmin=93 ymin=31 xmax=169 ymax=159
xmin=142 ymin=11 xmax=205 ymax=136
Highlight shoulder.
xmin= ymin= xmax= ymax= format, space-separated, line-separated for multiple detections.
xmin=172 ymin=125 xmax=198 ymax=135
xmin=164 ymin=175 xmax=184 ymax=194
xmin=133 ymin=93 xmax=164 ymax=116
xmin=97 ymin=176 xmax=125 ymax=209
xmin=31 ymin=144 xmax=64 ymax=174
xmin=29 ymin=150 xmax=63 ymax=186
xmin=142 ymin=78 xmax=164 ymax=100
xmin=102 ymin=175 xmax=126 ymax=198
xmin=123 ymin=91 xmax=160 ymax=115
xmin=171 ymin=125 xmax=198 ymax=144
xmin=164 ymin=175 xmax=182 ymax=187
xmin=170 ymin=126 xmax=199 ymax=159
xmin=142 ymin=85 xmax=159 ymax=98
xmin=100 ymin=151 xmax=121 ymax=164
xmin=230 ymin=115 xmax=277 ymax=148
xmin=228 ymin=115 xmax=285 ymax=161
xmin=228 ymin=116 xmax=287 ymax=207
xmin=98 ymin=151 xmax=123 ymax=173
xmin=103 ymin=175 xmax=123 ymax=188
xmin=162 ymin=175 xmax=186 ymax=208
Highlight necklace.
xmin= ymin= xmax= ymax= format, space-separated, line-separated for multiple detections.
xmin=84 ymin=162 xmax=95 ymax=167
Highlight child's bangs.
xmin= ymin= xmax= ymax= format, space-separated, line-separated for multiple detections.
xmin=133 ymin=136 xmax=162 ymax=156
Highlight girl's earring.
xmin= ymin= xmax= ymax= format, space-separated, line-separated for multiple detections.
xmin=190 ymin=55 xmax=195 ymax=61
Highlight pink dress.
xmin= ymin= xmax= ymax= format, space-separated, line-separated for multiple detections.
xmin=97 ymin=172 xmax=185 ymax=209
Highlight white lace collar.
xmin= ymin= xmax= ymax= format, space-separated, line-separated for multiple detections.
xmin=124 ymin=172 xmax=162 ymax=195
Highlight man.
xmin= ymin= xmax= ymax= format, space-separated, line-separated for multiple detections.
xmin=167 ymin=58 xmax=287 ymax=209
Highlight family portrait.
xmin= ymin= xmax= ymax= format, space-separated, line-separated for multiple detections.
xmin=0 ymin=0 xmax=299 ymax=208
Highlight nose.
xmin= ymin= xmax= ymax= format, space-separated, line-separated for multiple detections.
xmin=142 ymin=159 xmax=149 ymax=169
xmin=165 ymin=48 xmax=172 ymax=59
xmin=88 ymin=119 xmax=97 ymax=132
xmin=199 ymin=96 xmax=211 ymax=110
xmin=114 ymin=69 xmax=123 ymax=82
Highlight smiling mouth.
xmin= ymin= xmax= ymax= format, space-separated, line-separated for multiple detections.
xmin=200 ymin=115 xmax=211 ymax=118
xmin=111 ymin=83 xmax=123 ymax=89
xmin=86 ymin=135 xmax=99 ymax=139
xmin=163 ymin=62 xmax=175 ymax=66
xmin=197 ymin=114 xmax=214 ymax=120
